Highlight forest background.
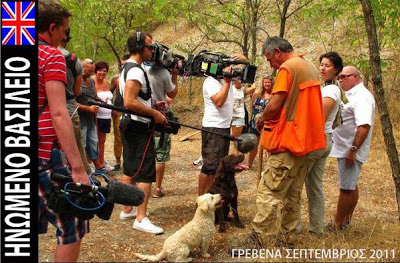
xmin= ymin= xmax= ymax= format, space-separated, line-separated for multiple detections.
xmin=39 ymin=0 xmax=400 ymax=261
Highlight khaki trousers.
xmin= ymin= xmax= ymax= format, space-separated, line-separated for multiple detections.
xmin=112 ymin=112 xmax=122 ymax=160
xmin=252 ymin=151 xmax=308 ymax=244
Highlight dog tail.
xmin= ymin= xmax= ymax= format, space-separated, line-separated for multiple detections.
xmin=134 ymin=251 xmax=166 ymax=262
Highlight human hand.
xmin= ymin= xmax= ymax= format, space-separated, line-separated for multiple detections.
xmin=345 ymin=150 xmax=357 ymax=167
xmin=155 ymin=101 xmax=167 ymax=111
xmin=91 ymin=105 xmax=99 ymax=113
xmin=223 ymin=66 xmax=233 ymax=82
xmin=71 ymin=168 xmax=90 ymax=185
xmin=231 ymin=54 xmax=248 ymax=62
xmin=172 ymin=61 xmax=182 ymax=75
xmin=153 ymin=110 xmax=168 ymax=125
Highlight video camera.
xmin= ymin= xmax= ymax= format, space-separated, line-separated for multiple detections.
xmin=47 ymin=172 xmax=144 ymax=221
xmin=185 ymin=50 xmax=257 ymax=83
xmin=151 ymin=42 xmax=186 ymax=75
xmin=151 ymin=44 xmax=257 ymax=83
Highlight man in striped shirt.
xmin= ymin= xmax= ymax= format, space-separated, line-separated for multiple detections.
xmin=38 ymin=0 xmax=90 ymax=262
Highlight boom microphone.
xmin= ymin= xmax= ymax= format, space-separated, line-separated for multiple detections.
xmin=50 ymin=173 xmax=145 ymax=206
xmin=105 ymin=180 xmax=144 ymax=206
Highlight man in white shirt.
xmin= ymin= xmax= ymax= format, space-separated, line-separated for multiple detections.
xmin=118 ymin=32 xmax=167 ymax=235
xmin=329 ymin=66 xmax=375 ymax=231
xmin=199 ymin=75 xmax=234 ymax=195
xmin=198 ymin=54 xmax=247 ymax=196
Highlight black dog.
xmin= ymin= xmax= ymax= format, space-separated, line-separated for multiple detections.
xmin=209 ymin=154 xmax=246 ymax=232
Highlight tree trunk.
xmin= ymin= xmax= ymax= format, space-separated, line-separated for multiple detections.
xmin=279 ymin=0 xmax=291 ymax=38
xmin=360 ymin=0 xmax=400 ymax=219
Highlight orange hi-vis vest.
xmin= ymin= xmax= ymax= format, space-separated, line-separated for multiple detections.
xmin=260 ymin=56 xmax=326 ymax=156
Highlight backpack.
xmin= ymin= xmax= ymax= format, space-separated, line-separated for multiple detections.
xmin=64 ymin=52 xmax=78 ymax=78
xmin=121 ymin=62 xmax=152 ymax=101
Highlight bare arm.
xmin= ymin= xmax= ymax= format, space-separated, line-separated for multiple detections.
xmin=260 ymin=92 xmax=286 ymax=122
xmin=346 ymin=124 xmax=371 ymax=166
xmin=244 ymin=85 xmax=256 ymax=96
xmin=109 ymin=75 xmax=119 ymax=93
xmin=45 ymin=80 xmax=89 ymax=184
xmin=73 ymin=75 xmax=82 ymax=97
xmin=76 ymin=103 xmax=99 ymax=114
xmin=210 ymin=79 xmax=232 ymax=107
xmin=167 ymin=64 xmax=179 ymax=99
xmin=124 ymin=79 xmax=167 ymax=124
xmin=322 ymin=97 xmax=336 ymax=123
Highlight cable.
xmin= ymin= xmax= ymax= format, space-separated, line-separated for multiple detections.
xmin=130 ymin=123 xmax=156 ymax=180
xmin=63 ymin=181 xmax=106 ymax=211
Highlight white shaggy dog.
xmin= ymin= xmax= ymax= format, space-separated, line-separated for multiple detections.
xmin=134 ymin=193 xmax=223 ymax=262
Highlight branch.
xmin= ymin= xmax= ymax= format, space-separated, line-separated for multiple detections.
xmin=286 ymin=0 xmax=314 ymax=19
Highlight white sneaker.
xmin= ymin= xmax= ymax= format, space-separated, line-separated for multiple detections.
xmin=89 ymin=163 xmax=95 ymax=172
xmin=104 ymin=163 xmax=115 ymax=171
xmin=120 ymin=208 xmax=137 ymax=220
xmin=133 ymin=217 xmax=164 ymax=234
xmin=120 ymin=208 xmax=149 ymax=220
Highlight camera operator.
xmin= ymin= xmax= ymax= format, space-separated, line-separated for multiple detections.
xmin=144 ymin=58 xmax=180 ymax=199
xmin=38 ymin=0 xmax=90 ymax=262
xmin=119 ymin=32 xmax=167 ymax=234
xmin=198 ymin=54 xmax=248 ymax=196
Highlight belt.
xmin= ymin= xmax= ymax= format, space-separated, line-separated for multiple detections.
xmin=128 ymin=120 xmax=152 ymax=130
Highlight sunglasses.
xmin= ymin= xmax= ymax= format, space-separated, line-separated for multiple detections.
xmin=144 ymin=44 xmax=156 ymax=51
xmin=338 ymin=74 xmax=354 ymax=80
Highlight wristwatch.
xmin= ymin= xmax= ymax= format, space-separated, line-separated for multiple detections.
xmin=350 ymin=145 xmax=358 ymax=151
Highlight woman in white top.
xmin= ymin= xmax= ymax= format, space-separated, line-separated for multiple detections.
xmin=94 ymin=61 xmax=114 ymax=171
xmin=231 ymin=78 xmax=255 ymax=156
xmin=302 ymin=51 xmax=344 ymax=235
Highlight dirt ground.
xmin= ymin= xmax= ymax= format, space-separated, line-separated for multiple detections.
xmin=39 ymin=109 xmax=400 ymax=262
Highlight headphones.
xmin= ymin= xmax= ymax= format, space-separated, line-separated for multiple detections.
xmin=136 ymin=31 xmax=144 ymax=52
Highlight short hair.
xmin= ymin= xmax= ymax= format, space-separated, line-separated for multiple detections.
xmin=122 ymin=54 xmax=130 ymax=61
xmin=38 ymin=0 xmax=71 ymax=33
xmin=319 ymin=51 xmax=343 ymax=76
xmin=261 ymin=36 xmax=293 ymax=55
xmin=126 ymin=32 xmax=152 ymax=54
xmin=95 ymin=61 xmax=109 ymax=73
xmin=82 ymin=58 xmax=94 ymax=65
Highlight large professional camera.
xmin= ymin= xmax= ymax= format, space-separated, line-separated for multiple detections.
xmin=185 ymin=50 xmax=257 ymax=83
xmin=151 ymin=44 xmax=257 ymax=83
xmin=151 ymin=42 xmax=186 ymax=74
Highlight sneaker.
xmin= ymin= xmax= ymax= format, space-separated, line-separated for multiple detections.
xmin=152 ymin=187 xmax=165 ymax=198
xmin=193 ymin=156 xmax=203 ymax=166
xmin=114 ymin=163 xmax=121 ymax=171
xmin=104 ymin=163 xmax=115 ymax=171
xmin=133 ymin=217 xmax=164 ymax=234
xmin=120 ymin=209 xmax=137 ymax=220
xmin=89 ymin=163 xmax=96 ymax=172
xmin=120 ymin=208 xmax=149 ymax=220
xmin=229 ymin=231 xmax=262 ymax=256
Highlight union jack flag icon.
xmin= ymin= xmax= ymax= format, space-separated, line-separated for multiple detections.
xmin=2 ymin=1 xmax=35 ymax=45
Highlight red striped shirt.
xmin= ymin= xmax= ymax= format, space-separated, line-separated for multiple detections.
xmin=38 ymin=36 xmax=67 ymax=160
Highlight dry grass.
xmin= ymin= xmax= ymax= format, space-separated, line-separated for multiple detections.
xmin=39 ymin=104 xmax=400 ymax=262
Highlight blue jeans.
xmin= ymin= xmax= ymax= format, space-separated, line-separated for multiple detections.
xmin=80 ymin=120 xmax=99 ymax=160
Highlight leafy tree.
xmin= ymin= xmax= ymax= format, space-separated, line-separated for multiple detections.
xmin=62 ymin=0 xmax=191 ymax=68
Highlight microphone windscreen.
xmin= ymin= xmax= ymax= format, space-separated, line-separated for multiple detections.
xmin=236 ymin=133 xmax=258 ymax=153
xmin=106 ymin=180 xmax=145 ymax=206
